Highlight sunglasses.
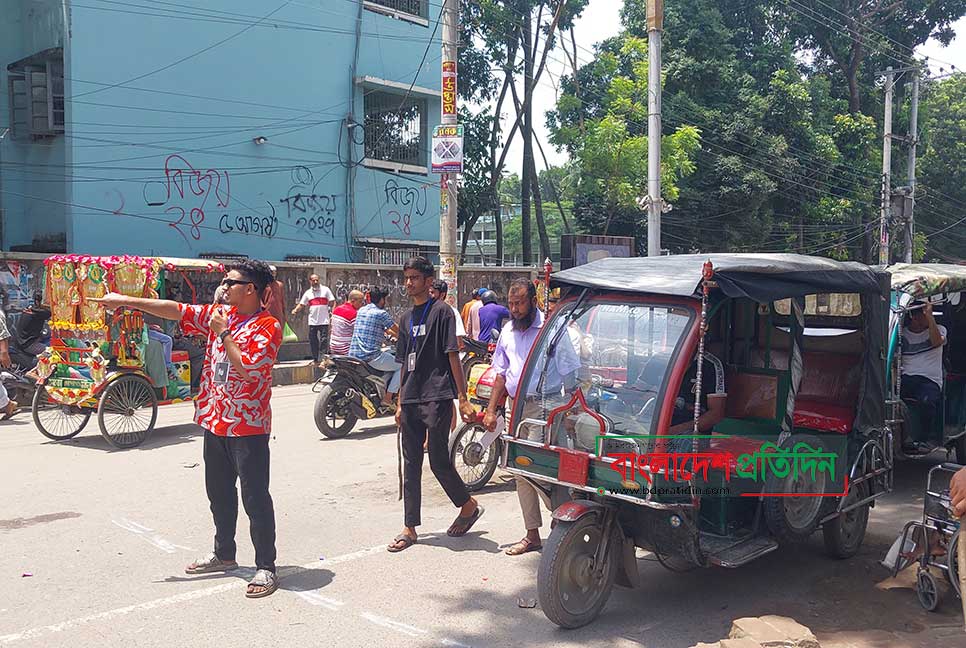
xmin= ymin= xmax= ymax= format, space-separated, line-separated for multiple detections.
xmin=221 ymin=278 xmax=253 ymax=288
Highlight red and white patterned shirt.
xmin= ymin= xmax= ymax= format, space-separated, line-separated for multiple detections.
xmin=179 ymin=303 xmax=282 ymax=436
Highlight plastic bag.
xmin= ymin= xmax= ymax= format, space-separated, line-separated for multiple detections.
xmin=282 ymin=322 xmax=298 ymax=344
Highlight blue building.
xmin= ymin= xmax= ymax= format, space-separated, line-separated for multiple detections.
xmin=0 ymin=0 xmax=443 ymax=262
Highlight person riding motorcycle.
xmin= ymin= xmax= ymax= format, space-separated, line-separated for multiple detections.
xmin=348 ymin=287 xmax=400 ymax=407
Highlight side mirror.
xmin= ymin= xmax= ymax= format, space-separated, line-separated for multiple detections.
xmin=490 ymin=329 xmax=500 ymax=342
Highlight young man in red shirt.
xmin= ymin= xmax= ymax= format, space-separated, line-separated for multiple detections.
xmin=94 ymin=260 xmax=283 ymax=598
xmin=328 ymin=289 xmax=365 ymax=356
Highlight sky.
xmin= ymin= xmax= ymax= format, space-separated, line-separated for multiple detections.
xmin=501 ymin=2 xmax=966 ymax=175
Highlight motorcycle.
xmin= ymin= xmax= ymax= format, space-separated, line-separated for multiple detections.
xmin=449 ymin=360 xmax=507 ymax=491
xmin=461 ymin=334 xmax=496 ymax=384
xmin=312 ymin=346 xmax=396 ymax=439
xmin=1 ymin=364 xmax=36 ymax=408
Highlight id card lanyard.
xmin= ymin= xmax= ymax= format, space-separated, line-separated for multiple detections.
xmin=213 ymin=309 xmax=261 ymax=384
xmin=406 ymin=299 xmax=433 ymax=372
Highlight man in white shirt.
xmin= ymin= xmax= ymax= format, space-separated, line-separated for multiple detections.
xmin=292 ymin=274 xmax=336 ymax=362
xmin=900 ymin=301 xmax=947 ymax=450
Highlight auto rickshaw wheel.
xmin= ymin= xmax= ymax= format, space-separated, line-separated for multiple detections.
xmin=538 ymin=514 xmax=620 ymax=629
xmin=32 ymin=386 xmax=92 ymax=441
xmin=822 ymin=481 xmax=870 ymax=559
xmin=763 ymin=434 xmax=828 ymax=543
xmin=97 ymin=375 xmax=158 ymax=449
xmin=449 ymin=421 xmax=500 ymax=491
xmin=314 ymin=385 xmax=357 ymax=438
xmin=916 ymin=569 xmax=941 ymax=611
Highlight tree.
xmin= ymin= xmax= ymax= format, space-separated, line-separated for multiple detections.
xmin=916 ymin=74 xmax=966 ymax=261
xmin=782 ymin=0 xmax=965 ymax=114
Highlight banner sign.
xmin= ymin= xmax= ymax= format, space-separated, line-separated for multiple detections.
xmin=442 ymin=61 xmax=457 ymax=117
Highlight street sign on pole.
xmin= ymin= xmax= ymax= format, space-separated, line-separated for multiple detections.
xmin=432 ymin=124 xmax=463 ymax=174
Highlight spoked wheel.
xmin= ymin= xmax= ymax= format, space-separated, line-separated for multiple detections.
xmin=822 ymin=482 xmax=870 ymax=558
xmin=32 ymin=385 xmax=92 ymax=441
xmin=314 ymin=385 xmax=358 ymax=439
xmin=450 ymin=422 xmax=500 ymax=491
xmin=538 ymin=515 xmax=620 ymax=629
xmin=917 ymin=569 xmax=941 ymax=611
xmin=97 ymin=375 xmax=158 ymax=449
xmin=763 ymin=434 xmax=828 ymax=543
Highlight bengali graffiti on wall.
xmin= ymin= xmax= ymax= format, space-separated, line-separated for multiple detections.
xmin=279 ymin=166 xmax=339 ymax=240
xmin=141 ymin=154 xmax=280 ymax=245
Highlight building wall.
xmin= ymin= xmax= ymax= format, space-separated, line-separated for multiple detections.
xmin=0 ymin=0 xmax=69 ymax=251
xmin=2 ymin=0 xmax=441 ymax=261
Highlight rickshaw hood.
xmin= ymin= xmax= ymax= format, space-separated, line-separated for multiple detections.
xmin=551 ymin=253 xmax=885 ymax=302
xmin=886 ymin=263 xmax=966 ymax=300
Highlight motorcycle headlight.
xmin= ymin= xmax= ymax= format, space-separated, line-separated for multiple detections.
xmin=475 ymin=383 xmax=492 ymax=400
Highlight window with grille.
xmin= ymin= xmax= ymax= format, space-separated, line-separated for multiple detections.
xmin=7 ymin=50 xmax=65 ymax=139
xmin=365 ymin=0 xmax=427 ymax=20
xmin=364 ymin=90 xmax=428 ymax=168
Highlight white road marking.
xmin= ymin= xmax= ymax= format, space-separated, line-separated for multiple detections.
xmin=441 ymin=639 xmax=475 ymax=647
xmin=294 ymin=591 xmax=345 ymax=611
xmin=359 ymin=612 xmax=428 ymax=638
xmin=111 ymin=519 xmax=193 ymax=554
xmin=0 ymin=529 xmax=447 ymax=646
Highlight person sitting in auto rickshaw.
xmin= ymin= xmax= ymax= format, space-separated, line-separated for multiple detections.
xmin=900 ymin=301 xmax=947 ymax=453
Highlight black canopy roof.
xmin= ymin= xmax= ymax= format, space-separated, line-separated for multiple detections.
xmin=552 ymin=253 xmax=886 ymax=303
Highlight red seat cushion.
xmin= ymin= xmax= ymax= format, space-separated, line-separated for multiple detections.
xmin=792 ymin=399 xmax=853 ymax=434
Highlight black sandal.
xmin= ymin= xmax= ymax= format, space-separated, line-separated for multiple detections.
xmin=447 ymin=504 xmax=485 ymax=537
xmin=387 ymin=533 xmax=417 ymax=553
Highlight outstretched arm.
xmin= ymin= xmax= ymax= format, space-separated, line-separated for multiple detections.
xmin=91 ymin=293 xmax=183 ymax=321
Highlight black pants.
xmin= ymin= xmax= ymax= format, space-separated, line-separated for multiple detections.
xmin=401 ymin=400 xmax=470 ymax=528
xmin=203 ymin=430 xmax=277 ymax=572
xmin=901 ymin=374 xmax=943 ymax=442
xmin=308 ymin=324 xmax=329 ymax=361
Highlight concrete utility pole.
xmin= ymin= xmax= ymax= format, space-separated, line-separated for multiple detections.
xmin=439 ymin=0 xmax=459 ymax=307
xmin=904 ymin=72 xmax=920 ymax=263
xmin=646 ymin=0 xmax=664 ymax=257
xmin=878 ymin=67 xmax=894 ymax=266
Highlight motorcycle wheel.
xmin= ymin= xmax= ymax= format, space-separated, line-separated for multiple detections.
xmin=449 ymin=422 xmax=500 ymax=491
xmin=314 ymin=385 xmax=358 ymax=438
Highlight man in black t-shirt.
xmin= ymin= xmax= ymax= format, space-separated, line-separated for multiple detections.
xmin=387 ymin=257 xmax=483 ymax=553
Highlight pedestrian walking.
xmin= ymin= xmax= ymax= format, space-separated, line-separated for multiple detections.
xmin=93 ymin=260 xmax=283 ymax=598
xmin=262 ymin=265 xmax=287 ymax=331
xmin=482 ymin=279 xmax=579 ymax=555
xmin=292 ymin=274 xmax=335 ymax=362
xmin=387 ymin=257 xmax=483 ymax=553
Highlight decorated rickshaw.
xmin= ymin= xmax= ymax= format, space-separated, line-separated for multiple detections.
xmin=32 ymin=255 xmax=222 ymax=449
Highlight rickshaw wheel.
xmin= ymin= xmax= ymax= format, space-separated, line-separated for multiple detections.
xmin=916 ymin=569 xmax=941 ymax=611
xmin=97 ymin=375 xmax=158 ymax=449
xmin=538 ymin=515 xmax=619 ymax=629
xmin=946 ymin=528 xmax=961 ymax=599
xmin=313 ymin=385 xmax=357 ymax=438
xmin=763 ymin=434 xmax=828 ymax=543
xmin=32 ymin=386 xmax=92 ymax=441
xmin=822 ymin=481 xmax=870 ymax=559
xmin=449 ymin=422 xmax=500 ymax=491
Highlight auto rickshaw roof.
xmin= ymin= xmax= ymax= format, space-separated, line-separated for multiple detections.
xmin=552 ymin=253 xmax=886 ymax=303
xmin=886 ymin=263 xmax=966 ymax=299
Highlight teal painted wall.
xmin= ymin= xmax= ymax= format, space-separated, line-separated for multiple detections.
xmin=2 ymin=0 xmax=442 ymax=260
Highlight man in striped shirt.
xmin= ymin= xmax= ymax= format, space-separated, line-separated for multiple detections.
xmin=328 ymin=290 xmax=365 ymax=357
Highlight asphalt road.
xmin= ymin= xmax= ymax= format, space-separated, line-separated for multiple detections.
xmin=2 ymin=385 xmax=964 ymax=648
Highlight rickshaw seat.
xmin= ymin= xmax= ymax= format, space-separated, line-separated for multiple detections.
xmin=792 ymin=399 xmax=853 ymax=434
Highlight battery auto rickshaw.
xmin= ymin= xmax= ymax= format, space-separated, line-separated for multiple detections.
xmin=502 ymin=254 xmax=894 ymax=628
xmin=885 ymin=263 xmax=966 ymax=463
